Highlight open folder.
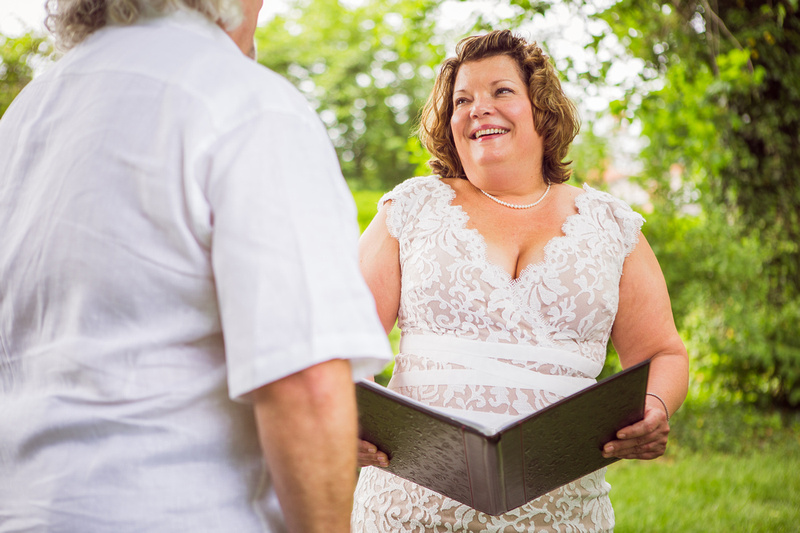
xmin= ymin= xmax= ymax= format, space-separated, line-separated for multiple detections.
xmin=356 ymin=359 xmax=650 ymax=515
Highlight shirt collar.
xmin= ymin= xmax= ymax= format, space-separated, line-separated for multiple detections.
xmin=139 ymin=7 xmax=242 ymax=55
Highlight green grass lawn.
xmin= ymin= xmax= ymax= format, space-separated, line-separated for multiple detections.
xmin=607 ymin=417 xmax=800 ymax=532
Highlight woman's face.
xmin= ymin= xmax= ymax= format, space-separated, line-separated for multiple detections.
xmin=450 ymin=55 xmax=543 ymax=180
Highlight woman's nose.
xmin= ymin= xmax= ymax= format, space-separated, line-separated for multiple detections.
xmin=470 ymin=97 xmax=493 ymax=118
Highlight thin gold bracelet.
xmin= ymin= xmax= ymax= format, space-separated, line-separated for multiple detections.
xmin=646 ymin=392 xmax=670 ymax=421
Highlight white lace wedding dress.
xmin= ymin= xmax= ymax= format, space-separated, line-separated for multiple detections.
xmin=352 ymin=176 xmax=644 ymax=532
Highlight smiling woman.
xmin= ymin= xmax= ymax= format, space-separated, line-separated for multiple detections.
xmin=451 ymin=56 xmax=543 ymax=195
xmin=419 ymin=30 xmax=579 ymax=188
xmin=352 ymin=29 xmax=689 ymax=533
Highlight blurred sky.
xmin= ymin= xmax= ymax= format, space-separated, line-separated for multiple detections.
xmin=0 ymin=0 xmax=48 ymax=35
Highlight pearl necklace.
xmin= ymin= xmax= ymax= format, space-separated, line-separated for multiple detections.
xmin=478 ymin=182 xmax=551 ymax=209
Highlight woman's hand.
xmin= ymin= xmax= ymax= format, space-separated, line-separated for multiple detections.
xmin=601 ymin=398 xmax=670 ymax=460
xmin=358 ymin=439 xmax=390 ymax=468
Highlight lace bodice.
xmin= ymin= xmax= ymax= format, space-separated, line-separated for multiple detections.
xmin=352 ymin=175 xmax=645 ymax=532
xmin=387 ymin=175 xmax=642 ymax=361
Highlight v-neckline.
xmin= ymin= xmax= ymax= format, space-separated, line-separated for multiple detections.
xmin=435 ymin=179 xmax=592 ymax=285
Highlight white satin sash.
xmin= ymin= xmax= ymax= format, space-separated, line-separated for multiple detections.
xmin=388 ymin=333 xmax=600 ymax=429
xmin=391 ymin=333 xmax=599 ymax=397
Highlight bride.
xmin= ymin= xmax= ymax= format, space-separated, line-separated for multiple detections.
xmin=352 ymin=30 xmax=689 ymax=532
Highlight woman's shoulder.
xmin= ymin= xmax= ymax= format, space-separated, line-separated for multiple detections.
xmin=574 ymin=182 xmax=645 ymax=255
xmin=576 ymin=183 xmax=644 ymax=220
xmin=379 ymin=175 xmax=452 ymax=208
xmin=378 ymin=175 xmax=453 ymax=240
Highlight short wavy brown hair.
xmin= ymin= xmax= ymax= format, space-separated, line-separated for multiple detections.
xmin=418 ymin=30 xmax=579 ymax=184
xmin=45 ymin=0 xmax=243 ymax=51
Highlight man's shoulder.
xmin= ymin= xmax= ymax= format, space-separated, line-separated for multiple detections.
xmin=184 ymin=58 xmax=315 ymax=132
xmin=76 ymin=12 xmax=314 ymax=125
xmin=158 ymin=18 xmax=313 ymax=122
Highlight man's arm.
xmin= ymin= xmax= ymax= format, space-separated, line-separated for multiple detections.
xmin=251 ymin=358 xmax=358 ymax=533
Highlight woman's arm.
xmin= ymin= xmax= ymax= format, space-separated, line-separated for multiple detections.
xmin=356 ymin=202 xmax=401 ymax=467
xmin=604 ymin=232 xmax=689 ymax=460
xmin=358 ymin=202 xmax=402 ymax=335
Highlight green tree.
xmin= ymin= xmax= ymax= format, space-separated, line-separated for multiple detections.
xmin=0 ymin=31 xmax=51 ymax=119
xmin=255 ymin=0 xmax=448 ymax=190
xmin=600 ymin=0 xmax=799 ymax=294
xmin=586 ymin=0 xmax=800 ymax=407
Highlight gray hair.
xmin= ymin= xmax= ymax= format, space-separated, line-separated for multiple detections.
xmin=45 ymin=0 xmax=244 ymax=50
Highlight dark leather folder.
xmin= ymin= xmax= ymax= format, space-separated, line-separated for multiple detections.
xmin=356 ymin=359 xmax=650 ymax=515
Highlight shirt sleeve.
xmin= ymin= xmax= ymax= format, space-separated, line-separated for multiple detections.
xmin=202 ymin=108 xmax=392 ymax=401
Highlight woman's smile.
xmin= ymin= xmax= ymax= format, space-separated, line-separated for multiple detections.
xmin=471 ymin=126 xmax=510 ymax=140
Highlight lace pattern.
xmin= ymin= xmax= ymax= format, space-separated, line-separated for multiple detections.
xmin=352 ymin=176 xmax=644 ymax=532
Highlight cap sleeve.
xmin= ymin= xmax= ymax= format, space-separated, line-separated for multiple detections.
xmin=378 ymin=175 xmax=444 ymax=240
xmin=612 ymin=197 xmax=645 ymax=257
xmin=580 ymin=184 xmax=645 ymax=258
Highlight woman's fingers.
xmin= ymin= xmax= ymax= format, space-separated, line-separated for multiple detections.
xmin=358 ymin=439 xmax=389 ymax=467
xmin=602 ymin=405 xmax=670 ymax=460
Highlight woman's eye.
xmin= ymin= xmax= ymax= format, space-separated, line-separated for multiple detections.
xmin=497 ymin=87 xmax=514 ymax=95
xmin=454 ymin=98 xmax=468 ymax=106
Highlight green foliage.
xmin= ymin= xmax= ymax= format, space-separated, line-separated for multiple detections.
xmin=567 ymin=125 xmax=609 ymax=186
xmin=575 ymin=0 xmax=800 ymax=408
xmin=0 ymin=31 xmax=51 ymax=119
xmin=668 ymin=399 xmax=800 ymax=455
xmin=352 ymin=189 xmax=384 ymax=233
xmin=642 ymin=202 xmax=800 ymax=407
xmin=255 ymin=0 xmax=447 ymax=190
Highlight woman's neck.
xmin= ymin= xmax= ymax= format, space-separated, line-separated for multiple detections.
xmin=464 ymin=164 xmax=547 ymax=200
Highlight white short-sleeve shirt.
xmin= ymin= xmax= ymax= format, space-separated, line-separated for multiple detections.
xmin=0 ymin=10 xmax=391 ymax=532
